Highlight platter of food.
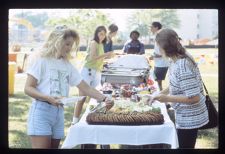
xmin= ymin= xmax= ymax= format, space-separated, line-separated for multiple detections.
xmin=86 ymin=98 xmax=164 ymax=125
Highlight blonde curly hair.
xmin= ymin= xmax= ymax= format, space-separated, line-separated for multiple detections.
xmin=41 ymin=25 xmax=80 ymax=60
xmin=27 ymin=25 xmax=80 ymax=69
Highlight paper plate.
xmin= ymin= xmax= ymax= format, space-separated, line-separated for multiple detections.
xmin=60 ymin=96 xmax=85 ymax=106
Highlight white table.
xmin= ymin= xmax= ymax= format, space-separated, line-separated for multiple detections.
xmin=61 ymin=101 xmax=179 ymax=149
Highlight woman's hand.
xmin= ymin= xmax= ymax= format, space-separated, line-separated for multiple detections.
xmin=104 ymin=97 xmax=114 ymax=110
xmin=105 ymin=52 xmax=115 ymax=59
xmin=46 ymin=96 xmax=63 ymax=107
xmin=149 ymin=94 xmax=169 ymax=104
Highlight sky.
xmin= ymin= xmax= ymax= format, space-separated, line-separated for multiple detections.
xmin=9 ymin=9 xmax=135 ymax=31
xmin=9 ymin=9 xmax=218 ymax=41
xmin=98 ymin=9 xmax=135 ymax=31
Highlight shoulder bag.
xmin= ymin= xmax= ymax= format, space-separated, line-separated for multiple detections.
xmin=198 ymin=82 xmax=218 ymax=129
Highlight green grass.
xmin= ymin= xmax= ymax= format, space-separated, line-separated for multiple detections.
xmin=8 ymin=48 xmax=218 ymax=149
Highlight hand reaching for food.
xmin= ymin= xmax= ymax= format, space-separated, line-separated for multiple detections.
xmin=147 ymin=95 xmax=155 ymax=106
xmin=104 ymin=97 xmax=114 ymax=111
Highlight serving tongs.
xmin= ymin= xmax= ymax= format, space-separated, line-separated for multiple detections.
xmin=90 ymin=102 xmax=107 ymax=114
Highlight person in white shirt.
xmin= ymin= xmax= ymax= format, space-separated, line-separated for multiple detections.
xmin=149 ymin=22 xmax=170 ymax=90
xmin=24 ymin=25 xmax=114 ymax=149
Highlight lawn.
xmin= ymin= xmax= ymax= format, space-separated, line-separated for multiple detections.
xmin=8 ymin=48 xmax=218 ymax=149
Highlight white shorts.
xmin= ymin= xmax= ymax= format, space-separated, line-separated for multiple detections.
xmin=81 ymin=67 xmax=101 ymax=88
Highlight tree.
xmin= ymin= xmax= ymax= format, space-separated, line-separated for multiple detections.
xmin=126 ymin=9 xmax=180 ymax=41
xmin=155 ymin=9 xmax=180 ymax=29
xmin=45 ymin=9 xmax=111 ymax=46
xmin=126 ymin=10 xmax=156 ymax=38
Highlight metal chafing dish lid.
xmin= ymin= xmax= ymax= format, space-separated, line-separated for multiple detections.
xmin=102 ymin=67 xmax=148 ymax=76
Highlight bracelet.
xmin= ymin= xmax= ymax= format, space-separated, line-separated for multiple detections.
xmin=98 ymin=96 xmax=107 ymax=103
xmin=102 ymin=96 xmax=107 ymax=102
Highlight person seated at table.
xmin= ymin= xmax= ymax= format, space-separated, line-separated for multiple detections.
xmin=122 ymin=30 xmax=145 ymax=55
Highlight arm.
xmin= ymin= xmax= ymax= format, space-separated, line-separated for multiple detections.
xmin=98 ymin=51 xmax=115 ymax=59
xmin=77 ymin=80 xmax=114 ymax=109
xmin=159 ymin=87 xmax=169 ymax=95
xmin=152 ymin=52 xmax=162 ymax=58
xmin=122 ymin=41 xmax=129 ymax=53
xmin=139 ymin=43 xmax=145 ymax=55
xmin=24 ymin=74 xmax=62 ymax=106
xmin=148 ymin=87 xmax=170 ymax=105
xmin=89 ymin=41 xmax=114 ymax=61
xmin=153 ymin=94 xmax=200 ymax=104
xmin=149 ymin=52 xmax=162 ymax=60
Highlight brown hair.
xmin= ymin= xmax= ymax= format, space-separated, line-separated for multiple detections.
xmin=155 ymin=28 xmax=185 ymax=58
xmin=93 ymin=26 xmax=107 ymax=44
xmin=156 ymin=28 xmax=197 ymax=66
xmin=63 ymin=29 xmax=80 ymax=49
xmin=108 ymin=24 xmax=118 ymax=33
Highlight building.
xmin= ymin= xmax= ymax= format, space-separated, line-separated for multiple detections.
xmin=174 ymin=9 xmax=218 ymax=41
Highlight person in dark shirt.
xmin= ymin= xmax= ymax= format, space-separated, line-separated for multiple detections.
xmin=123 ymin=30 xmax=145 ymax=55
xmin=104 ymin=24 xmax=118 ymax=53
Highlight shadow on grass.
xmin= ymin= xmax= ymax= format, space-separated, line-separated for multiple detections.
xmin=9 ymin=118 xmax=27 ymax=123
xmin=64 ymin=108 xmax=74 ymax=127
xmin=9 ymin=92 xmax=32 ymax=100
xmin=9 ymin=130 xmax=31 ymax=148
xmin=198 ymin=128 xmax=218 ymax=137
xmin=64 ymin=104 xmax=87 ymax=127
xmin=8 ymin=101 xmax=29 ymax=118
xmin=198 ymin=128 xmax=218 ymax=148
xmin=9 ymin=92 xmax=31 ymax=118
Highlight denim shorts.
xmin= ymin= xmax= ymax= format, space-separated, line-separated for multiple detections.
xmin=27 ymin=100 xmax=64 ymax=139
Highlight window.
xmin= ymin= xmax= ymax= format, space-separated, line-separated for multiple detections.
xmin=197 ymin=34 xmax=200 ymax=39
xmin=197 ymin=24 xmax=200 ymax=29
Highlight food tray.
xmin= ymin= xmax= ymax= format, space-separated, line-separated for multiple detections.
xmin=86 ymin=111 xmax=164 ymax=126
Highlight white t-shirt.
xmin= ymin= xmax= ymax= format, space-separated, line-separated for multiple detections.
xmin=26 ymin=57 xmax=82 ymax=97
xmin=153 ymin=42 xmax=170 ymax=67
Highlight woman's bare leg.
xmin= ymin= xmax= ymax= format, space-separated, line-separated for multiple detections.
xmin=51 ymin=139 xmax=61 ymax=149
xmin=30 ymin=136 xmax=51 ymax=149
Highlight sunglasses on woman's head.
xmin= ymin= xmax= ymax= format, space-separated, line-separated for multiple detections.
xmin=55 ymin=25 xmax=68 ymax=31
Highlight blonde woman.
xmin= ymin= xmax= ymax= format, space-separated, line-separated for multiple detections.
xmin=72 ymin=26 xmax=114 ymax=124
xmin=24 ymin=25 xmax=114 ymax=149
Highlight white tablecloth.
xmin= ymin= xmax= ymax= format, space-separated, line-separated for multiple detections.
xmin=61 ymin=101 xmax=179 ymax=149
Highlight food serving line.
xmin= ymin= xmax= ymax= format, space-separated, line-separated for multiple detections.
xmin=61 ymin=55 xmax=179 ymax=149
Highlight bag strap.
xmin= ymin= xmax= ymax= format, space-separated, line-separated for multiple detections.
xmin=184 ymin=54 xmax=209 ymax=96
xmin=202 ymin=81 xmax=209 ymax=96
